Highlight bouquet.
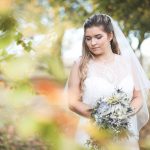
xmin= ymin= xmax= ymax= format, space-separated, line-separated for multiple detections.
xmin=85 ymin=88 xmax=134 ymax=150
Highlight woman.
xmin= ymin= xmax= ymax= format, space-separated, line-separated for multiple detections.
xmin=66 ymin=13 xmax=149 ymax=150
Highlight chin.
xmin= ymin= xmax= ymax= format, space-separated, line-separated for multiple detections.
xmin=92 ymin=51 xmax=104 ymax=55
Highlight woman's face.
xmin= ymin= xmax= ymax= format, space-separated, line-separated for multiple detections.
xmin=85 ymin=26 xmax=112 ymax=55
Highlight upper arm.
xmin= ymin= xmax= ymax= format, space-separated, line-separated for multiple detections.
xmin=68 ymin=58 xmax=81 ymax=105
xmin=129 ymin=59 xmax=143 ymax=105
xmin=133 ymin=88 xmax=142 ymax=100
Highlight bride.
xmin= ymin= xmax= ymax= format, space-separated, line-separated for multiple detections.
xmin=66 ymin=13 xmax=149 ymax=150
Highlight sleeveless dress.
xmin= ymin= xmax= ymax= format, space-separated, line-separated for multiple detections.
xmin=75 ymin=54 xmax=140 ymax=150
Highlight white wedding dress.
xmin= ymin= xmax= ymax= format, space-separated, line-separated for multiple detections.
xmin=75 ymin=54 xmax=140 ymax=150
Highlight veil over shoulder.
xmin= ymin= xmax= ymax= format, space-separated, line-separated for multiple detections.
xmin=110 ymin=17 xmax=150 ymax=131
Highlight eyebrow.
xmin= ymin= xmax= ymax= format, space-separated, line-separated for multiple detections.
xmin=85 ymin=34 xmax=102 ymax=37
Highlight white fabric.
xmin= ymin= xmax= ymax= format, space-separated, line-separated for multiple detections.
xmin=110 ymin=18 xmax=150 ymax=131
xmin=75 ymin=55 xmax=140 ymax=149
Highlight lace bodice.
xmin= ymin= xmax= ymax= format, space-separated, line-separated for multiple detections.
xmin=82 ymin=54 xmax=134 ymax=108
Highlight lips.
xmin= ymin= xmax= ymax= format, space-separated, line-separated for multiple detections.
xmin=91 ymin=47 xmax=99 ymax=51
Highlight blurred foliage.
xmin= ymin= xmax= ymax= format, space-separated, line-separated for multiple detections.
xmin=49 ymin=0 xmax=93 ymax=27
xmin=0 ymin=0 xmax=149 ymax=150
xmin=0 ymin=126 xmax=49 ymax=150
xmin=0 ymin=49 xmax=15 ymax=62
xmin=0 ymin=13 xmax=17 ymax=49
xmin=92 ymin=0 xmax=150 ymax=34
xmin=15 ymin=32 xmax=32 ymax=52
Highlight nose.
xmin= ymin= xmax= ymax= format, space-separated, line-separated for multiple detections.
xmin=91 ymin=38 xmax=96 ymax=46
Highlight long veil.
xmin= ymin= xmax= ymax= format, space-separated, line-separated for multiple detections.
xmin=110 ymin=17 xmax=150 ymax=131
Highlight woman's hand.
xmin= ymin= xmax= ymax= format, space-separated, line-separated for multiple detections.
xmin=130 ymin=88 xmax=143 ymax=116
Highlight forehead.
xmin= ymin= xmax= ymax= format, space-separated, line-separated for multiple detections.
xmin=85 ymin=26 xmax=106 ymax=36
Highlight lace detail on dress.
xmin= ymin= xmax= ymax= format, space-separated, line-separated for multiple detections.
xmin=87 ymin=54 xmax=131 ymax=86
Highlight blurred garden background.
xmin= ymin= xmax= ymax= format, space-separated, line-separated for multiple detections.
xmin=0 ymin=0 xmax=150 ymax=149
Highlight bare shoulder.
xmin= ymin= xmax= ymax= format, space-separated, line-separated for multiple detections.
xmin=71 ymin=56 xmax=82 ymax=71
xmin=73 ymin=56 xmax=82 ymax=65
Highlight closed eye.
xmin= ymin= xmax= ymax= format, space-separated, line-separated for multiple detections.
xmin=85 ymin=37 xmax=91 ymax=41
xmin=95 ymin=35 xmax=102 ymax=39
xmin=85 ymin=34 xmax=103 ymax=41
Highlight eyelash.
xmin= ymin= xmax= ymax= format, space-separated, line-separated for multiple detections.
xmin=85 ymin=36 xmax=102 ymax=41
xmin=97 ymin=36 xmax=102 ymax=39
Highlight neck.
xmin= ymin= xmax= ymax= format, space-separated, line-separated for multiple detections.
xmin=93 ymin=51 xmax=115 ymax=62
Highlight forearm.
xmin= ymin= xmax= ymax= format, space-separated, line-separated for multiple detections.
xmin=130 ymin=97 xmax=143 ymax=115
xmin=69 ymin=101 xmax=92 ymax=118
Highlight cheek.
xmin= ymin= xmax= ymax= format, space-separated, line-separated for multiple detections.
xmin=85 ymin=41 xmax=91 ymax=48
xmin=99 ymin=37 xmax=109 ymax=45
